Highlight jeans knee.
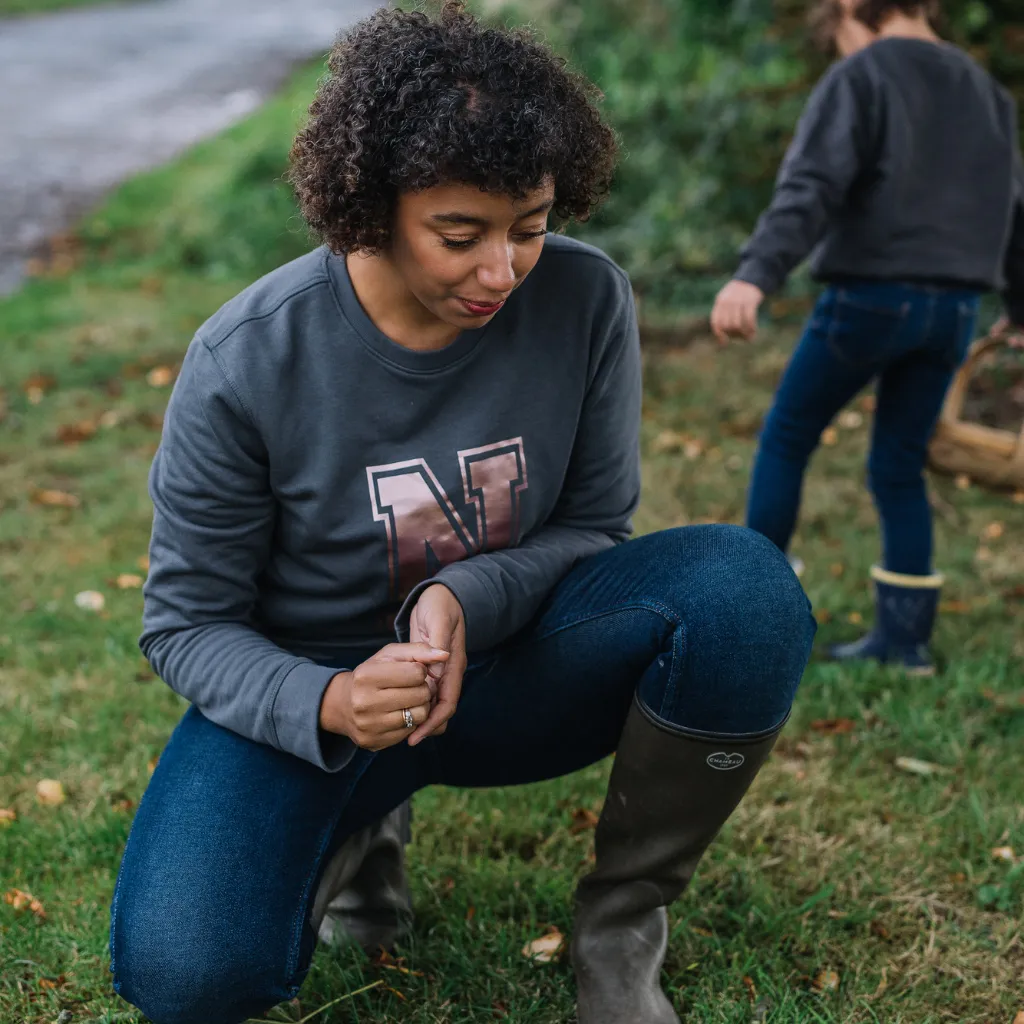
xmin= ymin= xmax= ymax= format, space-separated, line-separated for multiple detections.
xmin=759 ymin=404 xmax=819 ymax=462
xmin=649 ymin=525 xmax=815 ymax=733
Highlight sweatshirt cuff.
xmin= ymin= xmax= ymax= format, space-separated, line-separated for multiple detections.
xmin=733 ymin=258 xmax=782 ymax=297
xmin=270 ymin=661 xmax=355 ymax=772
xmin=393 ymin=565 xmax=497 ymax=652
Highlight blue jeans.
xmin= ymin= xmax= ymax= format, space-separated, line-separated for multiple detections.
xmin=746 ymin=281 xmax=980 ymax=576
xmin=110 ymin=526 xmax=815 ymax=1024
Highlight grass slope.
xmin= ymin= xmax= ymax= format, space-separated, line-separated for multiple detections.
xmin=2 ymin=63 xmax=1023 ymax=1024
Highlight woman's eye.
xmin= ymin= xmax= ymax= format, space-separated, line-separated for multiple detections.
xmin=441 ymin=237 xmax=477 ymax=249
xmin=516 ymin=230 xmax=547 ymax=241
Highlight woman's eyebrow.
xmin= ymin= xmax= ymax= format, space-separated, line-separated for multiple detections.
xmin=430 ymin=200 xmax=555 ymax=227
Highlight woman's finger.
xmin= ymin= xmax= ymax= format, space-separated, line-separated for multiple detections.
xmin=362 ymin=660 xmax=428 ymax=690
xmin=388 ymin=703 xmax=430 ymax=732
xmin=376 ymin=684 xmax=434 ymax=713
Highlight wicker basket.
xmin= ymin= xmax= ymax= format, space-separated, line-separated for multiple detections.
xmin=927 ymin=333 xmax=1024 ymax=489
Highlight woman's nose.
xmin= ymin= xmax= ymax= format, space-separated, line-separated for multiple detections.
xmin=475 ymin=243 xmax=516 ymax=294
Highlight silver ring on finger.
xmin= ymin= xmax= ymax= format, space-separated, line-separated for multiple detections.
xmin=402 ymin=707 xmax=415 ymax=730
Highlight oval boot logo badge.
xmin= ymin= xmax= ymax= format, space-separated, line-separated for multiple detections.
xmin=706 ymin=751 xmax=745 ymax=771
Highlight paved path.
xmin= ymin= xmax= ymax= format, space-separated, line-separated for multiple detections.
xmin=0 ymin=0 xmax=379 ymax=294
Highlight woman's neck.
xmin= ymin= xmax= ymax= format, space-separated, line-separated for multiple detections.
xmin=346 ymin=251 xmax=460 ymax=352
xmin=876 ymin=12 xmax=940 ymax=44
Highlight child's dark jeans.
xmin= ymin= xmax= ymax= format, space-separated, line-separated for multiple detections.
xmin=747 ymin=280 xmax=980 ymax=575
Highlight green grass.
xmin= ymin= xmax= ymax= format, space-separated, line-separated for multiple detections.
xmin=0 ymin=0 xmax=126 ymax=16
xmin=3 ymin=63 xmax=1024 ymax=1024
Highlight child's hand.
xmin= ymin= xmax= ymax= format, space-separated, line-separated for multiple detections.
xmin=711 ymin=280 xmax=765 ymax=344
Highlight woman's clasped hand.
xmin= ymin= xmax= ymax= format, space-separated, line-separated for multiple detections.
xmin=319 ymin=584 xmax=468 ymax=750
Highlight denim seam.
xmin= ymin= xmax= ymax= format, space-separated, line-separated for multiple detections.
xmin=282 ymin=752 xmax=376 ymax=992
xmin=529 ymin=600 xmax=686 ymax=725
xmin=531 ymin=599 xmax=681 ymax=644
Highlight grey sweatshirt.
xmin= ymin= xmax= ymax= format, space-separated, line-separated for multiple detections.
xmin=736 ymin=38 xmax=1024 ymax=325
xmin=140 ymin=235 xmax=641 ymax=771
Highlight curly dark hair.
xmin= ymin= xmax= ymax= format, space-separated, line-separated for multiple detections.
xmin=808 ymin=0 xmax=941 ymax=51
xmin=288 ymin=1 xmax=618 ymax=254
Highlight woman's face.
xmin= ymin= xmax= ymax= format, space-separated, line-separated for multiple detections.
xmin=387 ymin=180 xmax=556 ymax=329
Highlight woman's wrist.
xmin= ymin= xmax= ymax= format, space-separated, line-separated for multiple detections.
xmin=319 ymin=670 xmax=353 ymax=736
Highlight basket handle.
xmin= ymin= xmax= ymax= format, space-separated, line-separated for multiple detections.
xmin=940 ymin=332 xmax=1024 ymax=474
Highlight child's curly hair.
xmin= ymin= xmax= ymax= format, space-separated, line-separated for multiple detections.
xmin=288 ymin=2 xmax=617 ymax=254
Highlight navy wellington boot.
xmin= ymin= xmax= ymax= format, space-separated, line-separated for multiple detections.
xmin=829 ymin=566 xmax=942 ymax=676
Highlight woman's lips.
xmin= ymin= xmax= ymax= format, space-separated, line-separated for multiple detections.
xmin=458 ymin=297 xmax=506 ymax=317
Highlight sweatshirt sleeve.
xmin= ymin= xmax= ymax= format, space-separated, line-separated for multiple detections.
xmin=1004 ymin=154 xmax=1024 ymax=327
xmin=394 ymin=272 xmax=642 ymax=653
xmin=734 ymin=62 xmax=874 ymax=295
xmin=139 ymin=337 xmax=354 ymax=772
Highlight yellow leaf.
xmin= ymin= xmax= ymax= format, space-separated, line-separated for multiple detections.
xmin=894 ymin=756 xmax=949 ymax=777
xmin=569 ymin=807 xmax=600 ymax=833
xmin=0 ymin=808 xmax=15 ymax=827
xmin=137 ymin=555 xmax=150 ymax=573
xmin=829 ymin=562 xmax=845 ymax=578
xmin=31 ymin=488 xmax=80 ymax=509
xmin=4 ymin=888 xmax=46 ymax=920
xmin=991 ymin=846 xmax=1016 ymax=863
xmin=821 ymin=427 xmax=838 ymax=446
xmin=847 ymin=611 xmax=863 ymax=625
xmin=812 ymin=968 xmax=840 ymax=992
xmin=116 ymin=574 xmax=144 ymax=590
xmin=146 ymin=366 xmax=175 ymax=388
xmin=35 ymin=779 xmax=66 ymax=806
xmin=981 ymin=521 xmax=1004 ymax=541
xmin=74 ymin=590 xmax=105 ymax=612
xmin=522 ymin=927 xmax=565 ymax=963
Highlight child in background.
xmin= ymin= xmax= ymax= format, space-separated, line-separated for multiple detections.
xmin=711 ymin=0 xmax=1024 ymax=674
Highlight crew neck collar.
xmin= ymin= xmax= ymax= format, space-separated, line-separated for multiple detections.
xmin=325 ymin=248 xmax=492 ymax=373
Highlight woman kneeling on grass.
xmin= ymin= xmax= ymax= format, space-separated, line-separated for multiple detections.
xmin=110 ymin=5 xmax=815 ymax=1023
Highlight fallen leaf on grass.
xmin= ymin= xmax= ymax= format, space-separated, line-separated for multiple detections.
xmin=838 ymin=410 xmax=863 ymax=429
xmin=811 ymin=718 xmax=856 ymax=735
xmin=940 ymin=600 xmax=973 ymax=614
xmin=31 ymin=488 xmax=80 ymax=509
xmin=3 ymin=889 xmax=46 ymax=920
xmin=814 ymin=609 xmax=832 ymax=625
xmin=981 ymin=688 xmax=1024 ymax=710
xmin=56 ymin=420 xmax=97 ymax=444
xmin=137 ymin=555 xmax=151 ymax=573
xmin=522 ymin=927 xmax=565 ymax=963
xmin=859 ymin=394 xmax=877 ymax=413
xmin=821 ymin=427 xmax=838 ymax=446
xmin=976 ymin=546 xmax=993 ymax=563
xmin=570 ymin=807 xmax=600 ymax=833
xmin=829 ymin=562 xmax=845 ymax=578
xmin=894 ymin=756 xmax=950 ymax=777
xmin=991 ymin=846 xmax=1016 ymax=863
xmin=870 ymin=920 xmax=890 ymax=940
xmin=742 ymin=975 xmax=757 ymax=1002
xmin=147 ymin=757 xmax=158 ymax=775
xmin=812 ymin=968 xmax=840 ymax=993
xmin=847 ymin=611 xmax=863 ymax=625
xmin=1013 ymin=491 xmax=1024 ymax=505
xmin=690 ymin=925 xmax=714 ymax=938
xmin=981 ymin=521 xmax=1005 ymax=541
xmin=115 ymin=574 xmax=144 ymax=590
xmin=36 ymin=779 xmax=66 ymax=806
xmin=1013 ymin=1011 xmax=1024 ymax=1024
xmin=74 ymin=590 xmax=105 ymax=612
xmin=146 ymin=366 xmax=176 ymax=388
xmin=38 ymin=974 xmax=65 ymax=990
xmin=1003 ymin=585 xmax=1024 ymax=601
xmin=21 ymin=374 xmax=57 ymax=405
xmin=0 ymin=808 xmax=15 ymax=827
